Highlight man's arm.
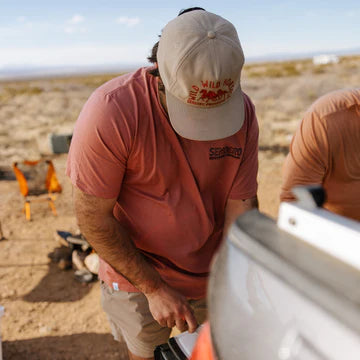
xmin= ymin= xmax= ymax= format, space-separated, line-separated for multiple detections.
xmin=73 ymin=186 xmax=198 ymax=332
xmin=223 ymin=196 xmax=259 ymax=236
xmin=280 ymin=112 xmax=328 ymax=202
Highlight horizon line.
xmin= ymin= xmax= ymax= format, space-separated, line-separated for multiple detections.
xmin=1 ymin=48 xmax=359 ymax=82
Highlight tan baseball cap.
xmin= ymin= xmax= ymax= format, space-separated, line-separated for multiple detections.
xmin=157 ymin=10 xmax=245 ymax=141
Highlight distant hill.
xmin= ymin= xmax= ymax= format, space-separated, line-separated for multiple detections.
xmin=246 ymin=47 xmax=360 ymax=64
xmin=0 ymin=64 xmax=144 ymax=81
xmin=1 ymin=47 xmax=359 ymax=81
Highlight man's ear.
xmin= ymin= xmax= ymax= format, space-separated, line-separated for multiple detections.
xmin=158 ymin=76 xmax=165 ymax=90
xmin=155 ymin=62 xmax=161 ymax=79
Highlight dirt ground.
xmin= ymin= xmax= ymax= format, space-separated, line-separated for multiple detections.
xmin=0 ymin=56 xmax=359 ymax=359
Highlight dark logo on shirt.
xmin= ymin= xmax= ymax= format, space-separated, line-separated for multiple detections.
xmin=209 ymin=146 xmax=242 ymax=160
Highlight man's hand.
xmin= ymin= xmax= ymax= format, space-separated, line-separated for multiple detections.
xmin=145 ymin=283 xmax=198 ymax=333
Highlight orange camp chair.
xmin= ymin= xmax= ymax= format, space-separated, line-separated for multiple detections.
xmin=13 ymin=159 xmax=62 ymax=221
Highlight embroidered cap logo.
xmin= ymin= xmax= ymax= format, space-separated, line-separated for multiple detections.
xmin=187 ymin=78 xmax=235 ymax=107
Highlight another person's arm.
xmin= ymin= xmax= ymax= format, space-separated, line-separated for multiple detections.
xmin=280 ymin=110 xmax=328 ymax=202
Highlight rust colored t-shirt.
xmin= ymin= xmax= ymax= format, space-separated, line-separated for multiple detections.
xmin=281 ymin=88 xmax=360 ymax=221
xmin=66 ymin=67 xmax=259 ymax=298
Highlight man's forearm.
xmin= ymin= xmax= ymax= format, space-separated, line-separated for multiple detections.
xmin=74 ymin=192 xmax=163 ymax=295
xmin=72 ymin=187 xmax=201 ymax=332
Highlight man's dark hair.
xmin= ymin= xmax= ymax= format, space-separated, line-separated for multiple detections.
xmin=177 ymin=7 xmax=206 ymax=16
xmin=147 ymin=7 xmax=206 ymax=77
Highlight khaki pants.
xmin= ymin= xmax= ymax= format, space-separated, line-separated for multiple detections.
xmin=100 ymin=280 xmax=207 ymax=358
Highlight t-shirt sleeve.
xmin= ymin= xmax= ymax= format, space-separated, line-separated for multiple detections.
xmin=228 ymin=97 xmax=259 ymax=200
xmin=280 ymin=110 xmax=329 ymax=202
xmin=66 ymin=90 xmax=133 ymax=199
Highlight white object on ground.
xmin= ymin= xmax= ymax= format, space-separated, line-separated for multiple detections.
xmin=72 ymin=250 xmax=86 ymax=270
xmin=84 ymin=253 xmax=99 ymax=274
xmin=312 ymin=54 xmax=339 ymax=65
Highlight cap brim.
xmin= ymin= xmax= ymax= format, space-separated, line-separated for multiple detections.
xmin=165 ymin=86 xmax=245 ymax=141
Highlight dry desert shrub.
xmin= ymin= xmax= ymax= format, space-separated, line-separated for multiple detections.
xmin=0 ymin=85 xmax=43 ymax=102
xmin=244 ymin=60 xmax=301 ymax=78
xmin=339 ymin=54 xmax=360 ymax=64
xmin=243 ymin=54 xmax=360 ymax=152
xmin=49 ymin=73 xmax=124 ymax=88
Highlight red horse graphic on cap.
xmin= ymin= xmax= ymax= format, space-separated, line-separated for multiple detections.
xmin=199 ymin=89 xmax=228 ymax=103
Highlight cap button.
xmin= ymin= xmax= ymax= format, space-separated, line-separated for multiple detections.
xmin=207 ymin=30 xmax=216 ymax=39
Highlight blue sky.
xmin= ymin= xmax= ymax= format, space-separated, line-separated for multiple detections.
xmin=1 ymin=0 xmax=360 ymax=69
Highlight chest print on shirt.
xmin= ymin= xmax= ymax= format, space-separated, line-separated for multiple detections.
xmin=209 ymin=146 xmax=243 ymax=160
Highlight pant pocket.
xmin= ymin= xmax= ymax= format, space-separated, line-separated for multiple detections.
xmin=100 ymin=279 xmax=115 ymax=295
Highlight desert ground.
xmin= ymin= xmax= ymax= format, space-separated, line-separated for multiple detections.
xmin=0 ymin=55 xmax=359 ymax=359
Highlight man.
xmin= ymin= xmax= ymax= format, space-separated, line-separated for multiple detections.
xmin=281 ymin=88 xmax=360 ymax=221
xmin=67 ymin=9 xmax=259 ymax=360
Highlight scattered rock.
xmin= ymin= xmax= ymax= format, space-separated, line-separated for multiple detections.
xmin=74 ymin=269 xmax=93 ymax=283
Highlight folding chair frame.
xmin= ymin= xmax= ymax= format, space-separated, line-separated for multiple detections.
xmin=13 ymin=159 xmax=62 ymax=221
